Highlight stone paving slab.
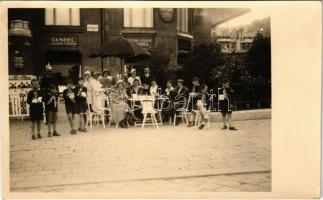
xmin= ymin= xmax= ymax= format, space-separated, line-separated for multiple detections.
xmin=9 ymin=104 xmax=271 ymax=192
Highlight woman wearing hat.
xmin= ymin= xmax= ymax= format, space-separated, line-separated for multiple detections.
xmin=84 ymin=70 xmax=103 ymax=112
xmin=128 ymin=68 xmax=141 ymax=86
xmin=84 ymin=71 xmax=94 ymax=106
xmin=110 ymin=80 xmax=139 ymax=128
xmin=100 ymin=70 xmax=114 ymax=91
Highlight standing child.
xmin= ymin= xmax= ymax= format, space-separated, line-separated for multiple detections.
xmin=44 ymin=84 xmax=61 ymax=137
xmin=197 ymin=84 xmax=211 ymax=130
xmin=74 ymin=77 xmax=88 ymax=132
xmin=27 ymin=79 xmax=43 ymax=140
xmin=63 ymin=79 xmax=77 ymax=134
xmin=218 ymin=78 xmax=238 ymax=131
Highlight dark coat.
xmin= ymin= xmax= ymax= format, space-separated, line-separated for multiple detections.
xmin=218 ymin=87 xmax=234 ymax=113
xmin=27 ymin=89 xmax=44 ymax=120
xmin=140 ymin=74 xmax=154 ymax=86
xmin=127 ymin=86 xmax=144 ymax=96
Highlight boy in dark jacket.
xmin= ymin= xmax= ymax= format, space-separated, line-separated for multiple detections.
xmin=27 ymin=79 xmax=43 ymax=140
xmin=63 ymin=79 xmax=77 ymax=134
xmin=74 ymin=77 xmax=88 ymax=132
xmin=44 ymin=84 xmax=61 ymax=137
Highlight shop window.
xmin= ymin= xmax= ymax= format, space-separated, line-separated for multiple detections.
xmin=177 ymin=8 xmax=188 ymax=32
xmin=124 ymin=8 xmax=153 ymax=28
xmin=45 ymin=8 xmax=80 ymax=26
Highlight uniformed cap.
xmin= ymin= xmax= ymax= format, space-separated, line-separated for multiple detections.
xmin=84 ymin=71 xmax=91 ymax=76
xmin=116 ymin=80 xmax=124 ymax=86
xmin=93 ymin=71 xmax=100 ymax=76
xmin=177 ymin=79 xmax=184 ymax=83
xmin=193 ymin=77 xmax=199 ymax=82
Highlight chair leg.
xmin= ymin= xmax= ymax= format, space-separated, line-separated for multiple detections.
xmin=158 ymin=112 xmax=163 ymax=125
xmin=86 ymin=115 xmax=89 ymax=130
xmin=101 ymin=114 xmax=105 ymax=129
xmin=184 ymin=112 xmax=189 ymax=125
xmin=153 ymin=114 xmax=159 ymax=128
xmin=142 ymin=114 xmax=147 ymax=129
xmin=194 ymin=113 xmax=199 ymax=127
xmin=90 ymin=114 xmax=93 ymax=130
xmin=173 ymin=114 xmax=176 ymax=126
xmin=108 ymin=117 xmax=112 ymax=127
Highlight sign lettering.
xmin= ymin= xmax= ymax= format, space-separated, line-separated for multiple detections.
xmin=49 ymin=35 xmax=78 ymax=49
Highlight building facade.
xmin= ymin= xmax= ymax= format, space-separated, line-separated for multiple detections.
xmin=9 ymin=8 xmax=103 ymax=79
xmin=8 ymin=8 xmax=247 ymax=80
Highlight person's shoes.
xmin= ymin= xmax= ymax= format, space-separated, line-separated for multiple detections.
xmin=78 ymin=128 xmax=83 ymax=132
xmin=82 ymin=128 xmax=88 ymax=132
xmin=32 ymin=135 xmax=37 ymax=140
xmin=53 ymin=131 xmax=60 ymax=136
xmin=48 ymin=132 xmax=52 ymax=137
xmin=222 ymin=125 xmax=228 ymax=130
xmin=132 ymin=116 xmax=140 ymax=122
xmin=120 ymin=122 xmax=128 ymax=129
xmin=70 ymin=130 xmax=77 ymax=135
xmin=187 ymin=122 xmax=194 ymax=127
xmin=199 ymin=123 xmax=205 ymax=130
xmin=229 ymin=126 xmax=238 ymax=131
xmin=37 ymin=134 xmax=42 ymax=139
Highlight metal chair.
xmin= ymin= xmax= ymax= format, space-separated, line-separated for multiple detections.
xmin=86 ymin=95 xmax=106 ymax=130
xmin=155 ymin=95 xmax=169 ymax=125
xmin=141 ymin=96 xmax=158 ymax=128
xmin=173 ymin=97 xmax=189 ymax=126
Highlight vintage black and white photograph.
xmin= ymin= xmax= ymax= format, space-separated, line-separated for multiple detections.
xmin=8 ymin=6 xmax=271 ymax=193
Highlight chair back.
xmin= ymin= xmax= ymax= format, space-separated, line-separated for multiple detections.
xmin=93 ymin=94 xmax=107 ymax=112
xmin=141 ymin=99 xmax=155 ymax=113
xmin=157 ymin=95 xmax=170 ymax=112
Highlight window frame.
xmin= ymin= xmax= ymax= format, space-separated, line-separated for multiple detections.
xmin=123 ymin=8 xmax=154 ymax=28
xmin=45 ymin=8 xmax=81 ymax=27
xmin=177 ymin=8 xmax=189 ymax=33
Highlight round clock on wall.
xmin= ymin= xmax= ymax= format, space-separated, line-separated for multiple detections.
xmin=159 ymin=8 xmax=174 ymax=23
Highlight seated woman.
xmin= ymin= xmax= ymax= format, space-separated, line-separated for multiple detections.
xmin=163 ymin=80 xmax=177 ymax=124
xmin=127 ymin=79 xmax=144 ymax=120
xmin=149 ymin=79 xmax=159 ymax=97
xmin=128 ymin=79 xmax=144 ymax=96
xmin=109 ymin=80 xmax=138 ymax=128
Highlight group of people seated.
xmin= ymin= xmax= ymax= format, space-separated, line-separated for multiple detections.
xmin=27 ymin=66 xmax=237 ymax=141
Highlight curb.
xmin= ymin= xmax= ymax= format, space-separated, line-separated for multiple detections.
xmin=11 ymin=167 xmax=271 ymax=189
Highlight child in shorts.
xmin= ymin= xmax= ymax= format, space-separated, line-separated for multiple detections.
xmin=74 ymin=77 xmax=88 ymax=132
xmin=44 ymin=84 xmax=60 ymax=137
xmin=197 ymin=84 xmax=211 ymax=130
xmin=218 ymin=78 xmax=237 ymax=131
xmin=27 ymin=79 xmax=43 ymax=140
xmin=63 ymin=79 xmax=77 ymax=134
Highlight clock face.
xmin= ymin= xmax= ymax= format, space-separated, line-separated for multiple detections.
xmin=159 ymin=8 xmax=174 ymax=23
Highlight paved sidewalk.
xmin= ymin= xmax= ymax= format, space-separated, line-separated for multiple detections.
xmin=9 ymin=104 xmax=271 ymax=192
